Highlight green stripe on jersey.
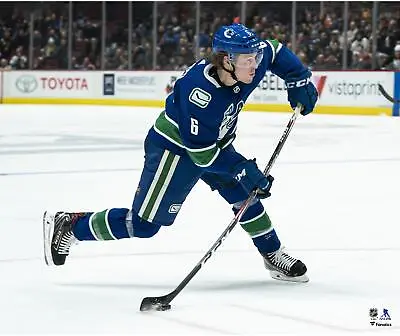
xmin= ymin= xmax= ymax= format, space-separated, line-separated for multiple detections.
xmin=186 ymin=146 xmax=220 ymax=167
xmin=154 ymin=111 xmax=222 ymax=167
xmin=268 ymin=39 xmax=280 ymax=51
xmin=154 ymin=111 xmax=184 ymax=148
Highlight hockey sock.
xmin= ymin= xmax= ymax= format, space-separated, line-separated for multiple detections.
xmin=72 ymin=208 xmax=162 ymax=240
xmin=73 ymin=208 xmax=130 ymax=241
xmin=234 ymin=201 xmax=281 ymax=253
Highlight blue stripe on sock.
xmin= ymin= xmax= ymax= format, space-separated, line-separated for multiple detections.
xmin=107 ymin=208 xmax=130 ymax=239
xmin=252 ymin=229 xmax=281 ymax=254
xmin=73 ymin=213 xmax=95 ymax=240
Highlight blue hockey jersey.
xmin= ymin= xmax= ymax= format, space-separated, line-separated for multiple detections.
xmin=148 ymin=40 xmax=308 ymax=175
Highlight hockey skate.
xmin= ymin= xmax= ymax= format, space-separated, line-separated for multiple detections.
xmin=262 ymin=247 xmax=309 ymax=283
xmin=43 ymin=211 xmax=80 ymax=266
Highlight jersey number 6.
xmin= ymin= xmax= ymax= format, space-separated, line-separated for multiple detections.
xmin=190 ymin=118 xmax=199 ymax=135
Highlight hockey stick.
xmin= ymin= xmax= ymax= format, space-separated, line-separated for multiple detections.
xmin=378 ymin=84 xmax=400 ymax=103
xmin=140 ymin=104 xmax=303 ymax=312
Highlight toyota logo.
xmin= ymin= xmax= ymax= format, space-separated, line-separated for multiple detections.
xmin=16 ymin=75 xmax=38 ymax=93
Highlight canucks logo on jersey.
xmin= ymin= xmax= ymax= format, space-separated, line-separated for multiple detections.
xmin=218 ymin=100 xmax=244 ymax=140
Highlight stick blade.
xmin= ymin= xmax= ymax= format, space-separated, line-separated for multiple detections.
xmin=140 ymin=295 xmax=172 ymax=312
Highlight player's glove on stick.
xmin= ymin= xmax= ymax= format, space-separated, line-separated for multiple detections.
xmin=285 ymin=70 xmax=318 ymax=116
xmin=233 ymin=159 xmax=274 ymax=199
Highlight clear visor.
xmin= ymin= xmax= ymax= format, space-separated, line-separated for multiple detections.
xmin=229 ymin=50 xmax=263 ymax=69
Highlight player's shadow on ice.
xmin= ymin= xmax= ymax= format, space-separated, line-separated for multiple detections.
xmin=58 ymin=279 xmax=296 ymax=293
xmin=57 ymin=280 xmax=359 ymax=297
xmin=59 ymin=280 xmax=291 ymax=291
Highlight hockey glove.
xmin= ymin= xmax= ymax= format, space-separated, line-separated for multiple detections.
xmin=233 ymin=159 xmax=274 ymax=199
xmin=285 ymin=69 xmax=318 ymax=116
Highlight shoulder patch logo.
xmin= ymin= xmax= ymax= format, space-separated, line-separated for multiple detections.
xmin=168 ymin=204 xmax=182 ymax=214
xmin=233 ymin=86 xmax=240 ymax=93
xmin=189 ymin=88 xmax=212 ymax=108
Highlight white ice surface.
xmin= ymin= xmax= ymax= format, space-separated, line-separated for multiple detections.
xmin=0 ymin=105 xmax=399 ymax=335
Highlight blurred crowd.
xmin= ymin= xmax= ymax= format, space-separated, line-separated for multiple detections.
xmin=0 ymin=1 xmax=399 ymax=72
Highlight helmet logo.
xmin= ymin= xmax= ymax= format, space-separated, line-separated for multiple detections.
xmin=224 ymin=29 xmax=235 ymax=38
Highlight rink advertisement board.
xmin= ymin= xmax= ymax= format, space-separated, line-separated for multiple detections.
xmin=2 ymin=71 xmax=102 ymax=103
xmin=0 ymin=70 xmax=397 ymax=116
xmin=102 ymin=71 xmax=178 ymax=101
xmin=309 ymin=71 xmax=393 ymax=110
xmin=247 ymin=71 xmax=394 ymax=115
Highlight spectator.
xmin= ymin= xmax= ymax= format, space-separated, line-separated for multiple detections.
xmin=0 ymin=29 xmax=13 ymax=60
xmin=9 ymin=46 xmax=27 ymax=69
xmin=386 ymin=44 xmax=400 ymax=70
xmin=0 ymin=58 xmax=11 ymax=69
xmin=311 ymin=54 xmax=326 ymax=71
xmin=57 ymin=38 xmax=68 ymax=69
xmin=324 ymin=55 xmax=341 ymax=70
xmin=351 ymin=31 xmax=370 ymax=55
xmin=79 ymin=56 xmax=96 ymax=70
xmin=44 ymin=37 xmax=57 ymax=57
xmin=33 ymin=30 xmax=42 ymax=48
xmin=0 ymin=2 xmax=399 ymax=71
xmin=12 ymin=28 xmax=28 ymax=50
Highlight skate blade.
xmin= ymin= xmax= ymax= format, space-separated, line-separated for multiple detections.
xmin=43 ymin=211 xmax=55 ymax=267
xmin=270 ymin=271 xmax=309 ymax=283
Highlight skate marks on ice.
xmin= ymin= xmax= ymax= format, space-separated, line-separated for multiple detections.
xmin=0 ymin=133 xmax=143 ymax=156
xmin=2 ymin=156 xmax=400 ymax=177
xmin=47 ymin=249 xmax=399 ymax=334
xmin=2 ymin=245 xmax=400 ymax=264
xmin=0 ymin=166 xmax=142 ymax=177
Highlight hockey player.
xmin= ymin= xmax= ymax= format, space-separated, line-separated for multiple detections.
xmin=43 ymin=24 xmax=318 ymax=282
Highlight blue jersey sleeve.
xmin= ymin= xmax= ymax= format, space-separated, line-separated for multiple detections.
xmin=263 ymin=39 xmax=309 ymax=79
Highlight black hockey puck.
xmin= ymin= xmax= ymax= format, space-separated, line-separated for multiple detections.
xmin=156 ymin=304 xmax=171 ymax=311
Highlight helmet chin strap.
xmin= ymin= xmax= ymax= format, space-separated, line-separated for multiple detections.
xmin=222 ymin=61 xmax=238 ymax=81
